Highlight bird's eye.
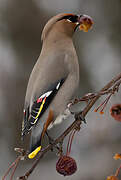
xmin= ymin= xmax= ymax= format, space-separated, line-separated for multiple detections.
xmin=58 ymin=15 xmax=78 ymax=23
xmin=67 ymin=15 xmax=78 ymax=23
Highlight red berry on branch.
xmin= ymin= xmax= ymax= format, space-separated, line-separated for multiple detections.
xmin=56 ymin=155 xmax=77 ymax=176
xmin=110 ymin=104 xmax=121 ymax=122
xmin=114 ymin=153 xmax=121 ymax=160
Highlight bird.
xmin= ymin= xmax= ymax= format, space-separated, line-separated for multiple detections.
xmin=21 ymin=13 xmax=93 ymax=159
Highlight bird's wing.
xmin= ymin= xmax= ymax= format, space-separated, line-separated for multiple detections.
xmin=21 ymin=78 xmax=65 ymax=138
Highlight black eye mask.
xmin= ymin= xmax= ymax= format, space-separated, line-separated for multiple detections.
xmin=58 ymin=15 xmax=78 ymax=23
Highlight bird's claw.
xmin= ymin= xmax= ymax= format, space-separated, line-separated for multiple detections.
xmin=74 ymin=112 xmax=86 ymax=124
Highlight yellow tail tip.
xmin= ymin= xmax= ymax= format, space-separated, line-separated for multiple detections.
xmin=28 ymin=146 xmax=41 ymax=159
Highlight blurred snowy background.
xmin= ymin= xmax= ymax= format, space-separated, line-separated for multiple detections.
xmin=0 ymin=0 xmax=121 ymax=179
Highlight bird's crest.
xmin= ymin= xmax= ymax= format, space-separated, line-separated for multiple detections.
xmin=41 ymin=13 xmax=75 ymax=41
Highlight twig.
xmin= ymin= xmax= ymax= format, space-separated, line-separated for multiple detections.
xmin=2 ymin=148 xmax=26 ymax=180
xmin=17 ymin=72 xmax=121 ymax=179
xmin=10 ymin=157 xmax=21 ymax=180
xmin=115 ymin=164 xmax=121 ymax=177
xmin=2 ymin=156 xmax=21 ymax=180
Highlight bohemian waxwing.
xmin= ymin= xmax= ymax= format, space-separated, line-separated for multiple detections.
xmin=22 ymin=13 xmax=93 ymax=159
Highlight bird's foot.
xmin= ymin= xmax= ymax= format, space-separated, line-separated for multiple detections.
xmin=73 ymin=112 xmax=86 ymax=131
xmin=75 ymin=112 xmax=86 ymax=123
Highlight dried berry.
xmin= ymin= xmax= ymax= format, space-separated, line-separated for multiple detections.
xmin=79 ymin=15 xmax=93 ymax=32
xmin=107 ymin=175 xmax=119 ymax=180
xmin=99 ymin=111 xmax=104 ymax=115
xmin=110 ymin=104 xmax=121 ymax=122
xmin=56 ymin=155 xmax=77 ymax=176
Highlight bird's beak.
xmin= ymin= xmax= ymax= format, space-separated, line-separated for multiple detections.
xmin=77 ymin=15 xmax=94 ymax=32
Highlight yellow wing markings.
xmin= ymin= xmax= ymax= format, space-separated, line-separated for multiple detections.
xmin=35 ymin=97 xmax=46 ymax=120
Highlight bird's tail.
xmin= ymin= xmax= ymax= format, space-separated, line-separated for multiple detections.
xmin=28 ymin=109 xmax=54 ymax=159
xmin=28 ymin=133 xmax=42 ymax=159
xmin=28 ymin=115 xmax=46 ymax=159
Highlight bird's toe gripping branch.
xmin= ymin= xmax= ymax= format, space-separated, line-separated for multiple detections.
xmin=76 ymin=113 xmax=86 ymax=122
xmin=74 ymin=112 xmax=86 ymax=130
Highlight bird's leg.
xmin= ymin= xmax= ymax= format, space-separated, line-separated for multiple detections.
xmin=74 ymin=112 xmax=86 ymax=131
xmin=74 ymin=112 xmax=86 ymax=123
xmin=68 ymin=111 xmax=86 ymax=131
